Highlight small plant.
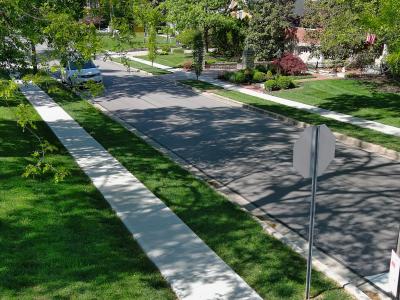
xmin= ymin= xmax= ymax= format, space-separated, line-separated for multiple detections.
xmin=276 ymin=76 xmax=296 ymax=89
xmin=266 ymin=70 xmax=274 ymax=80
xmin=229 ymin=71 xmax=246 ymax=83
xmin=252 ymin=71 xmax=266 ymax=82
xmin=160 ymin=44 xmax=171 ymax=55
xmin=182 ymin=60 xmax=193 ymax=71
xmin=386 ymin=52 xmax=400 ymax=78
xmin=243 ymin=68 xmax=254 ymax=82
xmin=264 ymin=79 xmax=280 ymax=91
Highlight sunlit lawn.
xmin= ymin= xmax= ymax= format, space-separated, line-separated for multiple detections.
xmin=0 ymin=75 xmax=175 ymax=299
xmin=273 ymin=79 xmax=400 ymax=128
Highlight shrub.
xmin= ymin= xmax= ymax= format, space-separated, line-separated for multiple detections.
xmin=276 ymin=76 xmax=296 ymax=89
xmin=255 ymin=65 xmax=268 ymax=73
xmin=386 ymin=52 xmax=400 ymax=78
xmin=229 ymin=71 xmax=246 ymax=83
xmin=218 ymin=71 xmax=232 ymax=80
xmin=172 ymin=48 xmax=185 ymax=54
xmin=266 ymin=70 xmax=274 ymax=80
xmin=176 ymin=29 xmax=197 ymax=48
xmin=252 ymin=71 xmax=266 ymax=82
xmin=182 ymin=60 xmax=193 ymax=71
xmin=264 ymin=79 xmax=280 ymax=91
xmin=160 ymin=44 xmax=171 ymax=55
xmin=273 ymin=53 xmax=307 ymax=75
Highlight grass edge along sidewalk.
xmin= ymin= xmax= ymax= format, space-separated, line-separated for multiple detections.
xmin=0 ymin=76 xmax=175 ymax=299
xmin=179 ymin=79 xmax=400 ymax=154
xmin=34 ymin=74 xmax=353 ymax=300
xmin=111 ymin=57 xmax=171 ymax=75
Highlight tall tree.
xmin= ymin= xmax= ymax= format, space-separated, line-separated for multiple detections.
xmin=245 ymin=0 xmax=295 ymax=61
xmin=164 ymin=0 xmax=232 ymax=52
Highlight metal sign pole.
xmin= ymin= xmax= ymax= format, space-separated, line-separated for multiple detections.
xmin=305 ymin=126 xmax=320 ymax=300
xmin=397 ymin=228 xmax=400 ymax=300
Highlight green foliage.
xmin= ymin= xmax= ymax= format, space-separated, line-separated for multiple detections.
xmin=252 ymin=71 xmax=267 ymax=83
xmin=160 ymin=44 xmax=171 ymax=55
xmin=176 ymin=29 xmax=198 ymax=48
xmin=266 ymin=70 xmax=274 ymax=80
xmin=265 ymin=79 xmax=280 ymax=91
xmin=386 ymin=52 xmax=400 ymax=77
xmin=246 ymin=1 xmax=294 ymax=61
xmin=276 ymin=76 xmax=296 ymax=89
xmin=192 ymin=31 xmax=204 ymax=80
xmin=147 ymin=27 xmax=157 ymax=65
xmin=229 ymin=71 xmax=246 ymax=84
xmin=210 ymin=18 xmax=246 ymax=58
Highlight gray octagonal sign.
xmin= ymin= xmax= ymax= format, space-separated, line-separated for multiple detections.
xmin=293 ymin=125 xmax=335 ymax=178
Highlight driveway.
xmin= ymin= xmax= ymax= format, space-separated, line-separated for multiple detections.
xmin=93 ymin=59 xmax=400 ymax=278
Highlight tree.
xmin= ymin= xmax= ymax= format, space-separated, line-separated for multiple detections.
xmin=147 ymin=26 xmax=157 ymax=65
xmin=0 ymin=1 xmax=99 ymax=182
xmin=192 ymin=31 xmax=204 ymax=80
xmin=164 ymin=0 xmax=233 ymax=52
xmin=245 ymin=0 xmax=295 ymax=61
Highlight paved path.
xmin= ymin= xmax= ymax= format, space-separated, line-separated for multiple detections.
xmin=19 ymin=82 xmax=262 ymax=300
xmin=94 ymin=59 xmax=400 ymax=279
xmin=127 ymin=56 xmax=400 ymax=138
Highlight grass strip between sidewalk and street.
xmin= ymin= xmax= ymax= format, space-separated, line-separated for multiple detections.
xmin=180 ymin=79 xmax=400 ymax=153
xmin=111 ymin=57 xmax=171 ymax=75
xmin=0 ymin=75 xmax=175 ymax=299
xmin=34 ymin=74 xmax=353 ymax=300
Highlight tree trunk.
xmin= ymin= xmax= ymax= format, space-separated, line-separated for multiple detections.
xmin=30 ymin=40 xmax=38 ymax=74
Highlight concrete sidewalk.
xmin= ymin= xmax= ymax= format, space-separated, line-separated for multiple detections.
xmin=18 ymin=82 xmax=262 ymax=300
xmin=126 ymin=55 xmax=400 ymax=138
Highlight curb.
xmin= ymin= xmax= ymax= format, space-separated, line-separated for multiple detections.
xmin=175 ymin=81 xmax=400 ymax=163
xmin=87 ymin=98 xmax=378 ymax=300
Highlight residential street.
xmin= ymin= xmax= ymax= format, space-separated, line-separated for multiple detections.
xmin=94 ymin=59 xmax=400 ymax=278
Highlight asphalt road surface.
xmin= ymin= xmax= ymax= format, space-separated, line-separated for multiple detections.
xmin=94 ymin=59 xmax=400 ymax=278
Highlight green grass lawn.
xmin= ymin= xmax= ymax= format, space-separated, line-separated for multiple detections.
xmin=273 ymin=79 xmax=400 ymax=128
xmin=0 ymin=77 xmax=175 ymax=299
xmin=111 ymin=57 xmax=171 ymax=75
xmin=99 ymin=32 xmax=176 ymax=52
xmin=33 ymin=74 xmax=353 ymax=300
xmin=181 ymin=79 xmax=400 ymax=153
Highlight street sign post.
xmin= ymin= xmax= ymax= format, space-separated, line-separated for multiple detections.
xmin=293 ymin=125 xmax=335 ymax=300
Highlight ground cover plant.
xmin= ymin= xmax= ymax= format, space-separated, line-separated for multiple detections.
xmin=34 ymin=74 xmax=353 ymax=300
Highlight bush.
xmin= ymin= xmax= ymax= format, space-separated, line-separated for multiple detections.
xmin=229 ymin=71 xmax=246 ymax=83
xmin=172 ymin=48 xmax=185 ymax=54
xmin=243 ymin=68 xmax=254 ymax=81
xmin=252 ymin=71 xmax=266 ymax=82
xmin=266 ymin=70 xmax=274 ymax=80
xmin=160 ymin=44 xmax=171 ymax=55
xmin=182 ymin=60 xmax=193 ymax=71
xmin=176 ymin=29 xmax=197 ymax=48
xmin=264 ymin=79 xmax=280 ymax=91
xmin=386 ymin=52 xmax=400 ymax=78
xmin=277 ymin=76 xmax=296 ymax=89
xmin=255 ymin=65 xmax=268 ymax=73
xmin=273 ymin=53 xmax=307 ymax=75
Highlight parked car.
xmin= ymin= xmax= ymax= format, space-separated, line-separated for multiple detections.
xmin=61 ymin=59 xmax=103 ymax=85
